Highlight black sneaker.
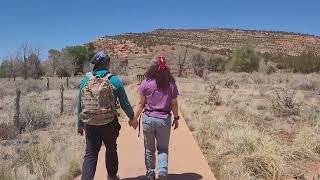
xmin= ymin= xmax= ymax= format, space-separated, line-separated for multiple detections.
xmin=158 ymin=175 xmax=167 ymax=180
xmin=107 ymin=175 xmax=120 ymax=180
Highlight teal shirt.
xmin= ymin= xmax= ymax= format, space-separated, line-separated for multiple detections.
xmin=77 ymin=69 xmax=134 ymax=128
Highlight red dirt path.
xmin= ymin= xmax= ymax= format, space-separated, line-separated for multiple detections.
xmin=75 ymin=115 xmax=215 ymax=180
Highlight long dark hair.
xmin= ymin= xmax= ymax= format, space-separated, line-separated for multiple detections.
xmin=145 ymin=64 xmax=175 ymax=90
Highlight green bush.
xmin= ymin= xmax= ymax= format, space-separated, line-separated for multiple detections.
xmin=206 ymin=57 xmax=226 ymax=72
xmin=64 ymin=43 xmax=95 ymax=75
xmin=264 ymin=52 xmax=320 ymax=73
xmin=230 ymin=46 xmax=260 ymax=73
xmin=287 ymin=53 xmax=320 ymax=73
xmin=0 ymin=60 xmax=11 ymax=78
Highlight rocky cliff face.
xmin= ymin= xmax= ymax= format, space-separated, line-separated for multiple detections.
xmin=90 ymin=28 xmax=320 ymax=57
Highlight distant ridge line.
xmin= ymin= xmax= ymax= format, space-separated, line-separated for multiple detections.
xmin=100 ymin=28 xmax=320 ymax=39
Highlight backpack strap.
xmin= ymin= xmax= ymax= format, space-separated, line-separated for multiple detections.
xmin=105 ymin=73 xmax=113 ymax=80
xmin=86 ymin=72 xmax=94 ymax=80
xmin=101 ymin=72 xmax=113 ymax=81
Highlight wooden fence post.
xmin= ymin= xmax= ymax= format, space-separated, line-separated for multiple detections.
xmin=60 ymin=85 xmax=64 ymax=114
xmin=46 ymin=78 xmax=50 ymax=90
xmin=66 ymin=77 xmax=69 ymax=89
xmin=14 ymin=88 xmax=21 ymax=131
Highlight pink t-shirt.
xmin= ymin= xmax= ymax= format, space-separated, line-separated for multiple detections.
xmin=138 ymin=79 xmax=179 ymax=119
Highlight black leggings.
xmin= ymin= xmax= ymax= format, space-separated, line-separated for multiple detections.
xmin=81 ymin=119 xmax=121 ymax=180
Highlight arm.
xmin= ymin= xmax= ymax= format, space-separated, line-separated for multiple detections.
xmin=111 ymin=76 xmax=134 ymax=120
xmin=134 ymin=95 xmax=146 ymax=120
xmin=171 ymin=98 xmax=179 ymax=118
xmin=171 ymin=98 xmax=179 ymax=130
xmin=171 ymin=82 xmax=180 ymax=129
xmin=117 ymin=85 xmax=134 ymax=120
xmin=77 ymin=92 xmax=84 ymax=128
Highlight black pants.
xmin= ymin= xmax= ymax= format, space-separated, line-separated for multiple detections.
xmin=81 ymin=119 xmax=121 ymax=180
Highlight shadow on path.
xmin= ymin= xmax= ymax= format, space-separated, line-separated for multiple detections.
xmin=122 ymin=173 xmax=203 ymax=180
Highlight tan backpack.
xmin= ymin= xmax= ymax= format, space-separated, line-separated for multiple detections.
xmin=80 ymin=72 xmax=118 ymax=125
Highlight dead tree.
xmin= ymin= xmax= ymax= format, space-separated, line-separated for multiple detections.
xmin=14 ymin=88 xmax=21 ymax=132
xmin=46 ymin=78 xmax=50 ymax=90
xmin=60 ymin=85 xmax=64 ymax=114
xmin=66 ymin=77 xmax=69 ymax=89
xmin=17 ymin=44 xmax=42 ymax=80
xmin=178 ymin=48 xmax=188 ymax=77
xmin=20 ymin=44 xmax=30 ymax=80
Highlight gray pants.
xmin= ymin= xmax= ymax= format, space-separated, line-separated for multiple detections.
xmin=143 ymin=114 xmax=172 ymax=180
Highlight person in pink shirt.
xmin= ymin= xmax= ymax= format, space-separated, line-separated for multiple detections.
xmin=131 ymin=56 xmax=180 ymax=180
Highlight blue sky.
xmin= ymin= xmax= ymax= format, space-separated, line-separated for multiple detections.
xmin=0 ymin=0 xmax=319 ymax=60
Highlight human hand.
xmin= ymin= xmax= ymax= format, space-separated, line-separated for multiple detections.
xmin=78 ymin=127 xmax=84 ymax=136
xmin=172 ymin=119 xmax=179 ymax=130
xmin=128 ymin=119 xmax=139 ymax=129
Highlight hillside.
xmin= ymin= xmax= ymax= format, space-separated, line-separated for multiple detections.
xmin=91 ymin=28 xmax=320 ymax=58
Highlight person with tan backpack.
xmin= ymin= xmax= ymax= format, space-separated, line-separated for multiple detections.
xmin=77 ymin=51 xmax=137 ymax=180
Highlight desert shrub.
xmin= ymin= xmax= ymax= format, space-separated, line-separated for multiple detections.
xmin=259 ymin=61 xmax=276 ymax=74
xmin=191 ymin=54 xmax=206 ymax=77
xmin=287 ymin=53 xmax=320 ymax=73
xmin=206 ymin=57 xmax=226 ymax=72
xmin=17 ymin=143 xmax=55 ymax=179
xmin=59 ymin=159 xmax=82 ymax=180
xmin=290 ymin=78 xmax=316 ymax=91
xmin=224 ymin=78 xmax=239 ymax=89
xmin=276 ymin=63 xmax=287 ymax=70
xmin=271 ymin=88 xmax=300 ymax=117
xmin=205 ymin=85 xmax=222 ymax=106
xmin=0 ymin=123 xmax=18 ymax=140
xmin=197 ymin=120 xmax=213 ymax=149
xmin=302 ymin=105 xmax=320 ymax=126
xmin=21 ymin=96 xmax=51 ymax=131
xmin=230 ymin=46 xmax=260 ymax=73
xmin=0 ymin=88 xmax=6 ymax=99
xmin=20 ymin=80 xmax=46 ymax=93
xmin=0 ymin=166 xmax=14 ymax=180
xmin=242 ymin=155 xmax=280 ymax=179
xmin=284 ymin=127 xmax=320 ymax=163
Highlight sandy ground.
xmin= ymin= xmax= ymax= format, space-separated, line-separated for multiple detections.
xmin=75 ymin=115 xmax=215 ymax=180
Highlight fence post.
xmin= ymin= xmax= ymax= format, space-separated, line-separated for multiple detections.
xmin=14 ymin=88 xmax=21 ymax=131
xmin=66 ymin=77 xmax=69 ymax=89
xmin=46 ymin=78 xmax=50 ymax=90
xmin=136 ymin=74 xmax=145 ymax=84
xmin=60 ymin=85 xmax=64 ymax=114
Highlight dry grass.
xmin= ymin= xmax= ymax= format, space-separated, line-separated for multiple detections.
xmin=177 ymin=72 xmax=320 ymax=180
xmin=0 ymin=76 xmax=137 ymax=180
xmin=0 ymin=77 xmax=84 ymax=180
xmin=1 ymin=72 xmax=320 ymax=180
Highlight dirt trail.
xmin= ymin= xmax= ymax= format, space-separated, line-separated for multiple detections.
xmin=75 ymin=115 xmax=216 ymax=180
